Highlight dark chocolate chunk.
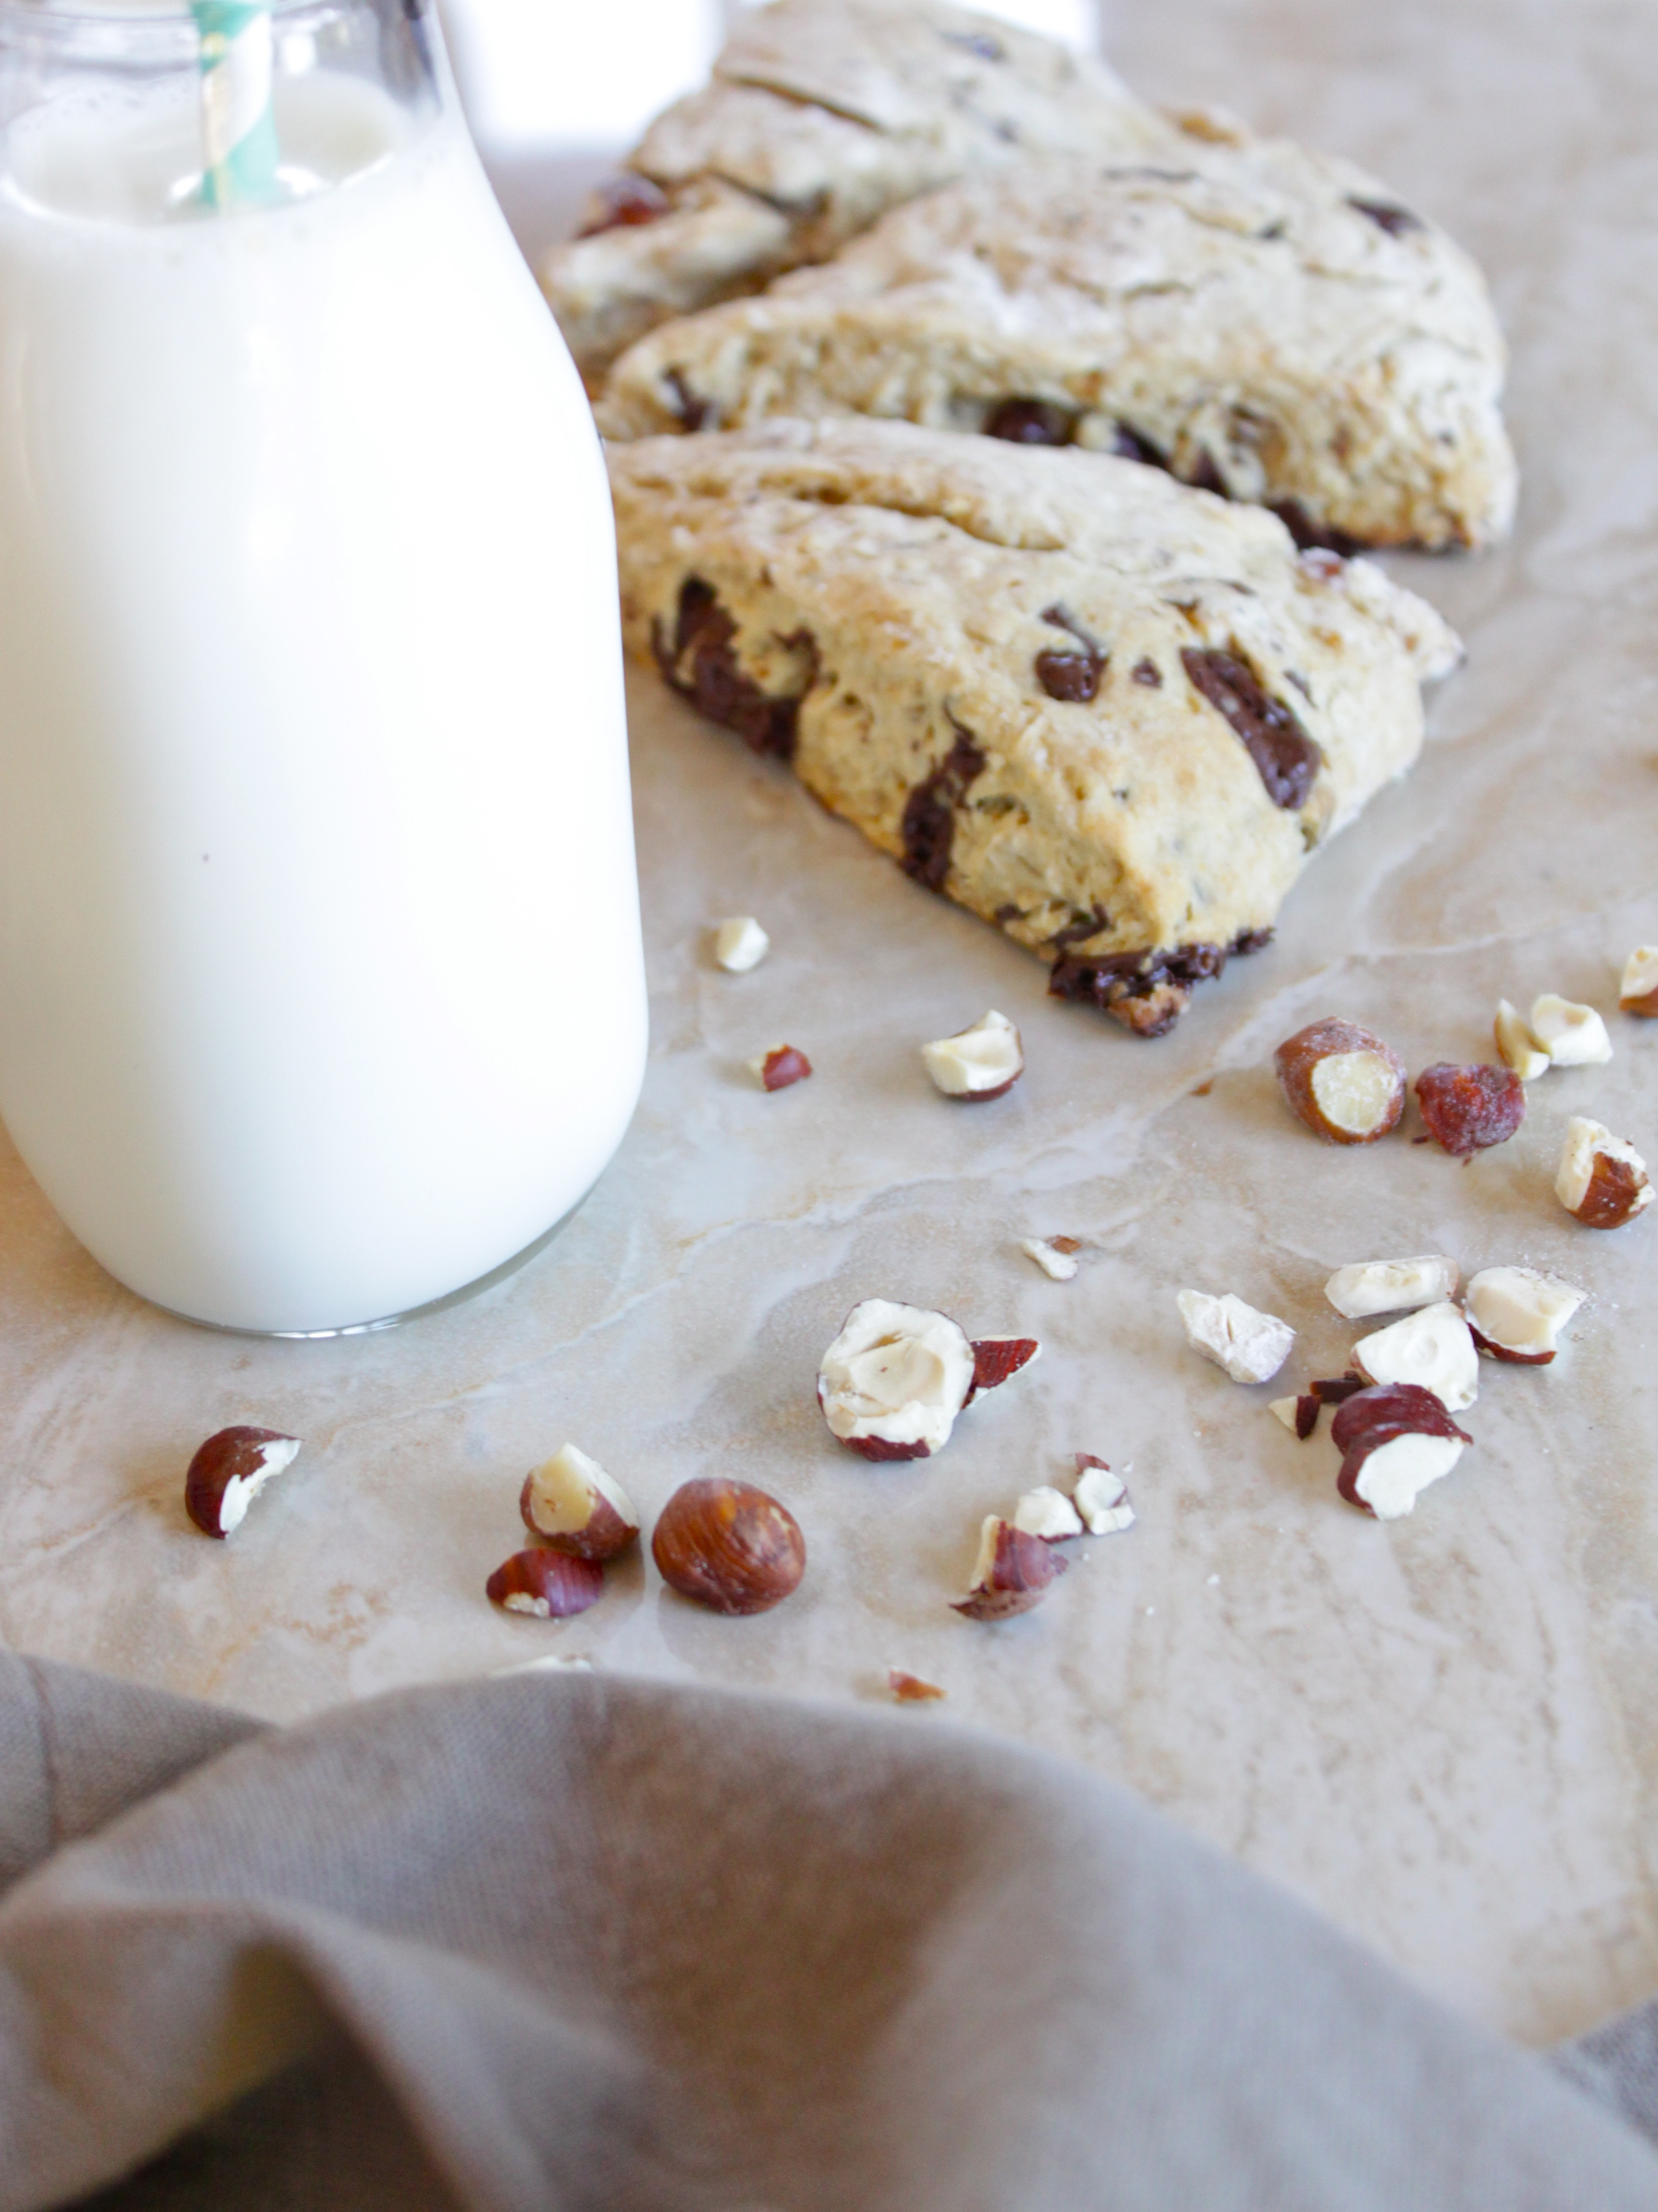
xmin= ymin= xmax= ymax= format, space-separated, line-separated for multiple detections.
xmin=985 ymin=399 xmax=1074 ymax=446
xmin=1048 ymin=904 xmax=1112 ymax=953
xmin=1187 ymin=448 xmax=1228 ymax=497
xmin=1348 ymin=197 xmax=1424 ymax=238
xmin=901 ymin=719 xmax=987 ymax=892
xmin=1131 ymin=658 xmax=1163 ymax=688
xmin=1269 ymin=499 xmax=1363 ymax=556
xmin=1180 ymin=648 xmax=1322 ymax=810
xmin=652 ymin=577 xmax=816 ymax=763
xmin=1047 ymin=928 xmax=1264 ymax=1037
xmin=1110 ymin=422 xmax=1168 ymax=469
xmin=1035 ymin=652 xmax=1104 ymax=702
xmin=578 ymin=174 xmax=670 ymax=237
xmin=663 ymin=367 xmax=709 ymax=431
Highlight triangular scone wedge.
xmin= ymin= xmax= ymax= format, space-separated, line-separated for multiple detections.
xmin=598 ymin=140 xmax=1515 ymax=552
xmin=543 ymin=0 xmax=1172 ymax=387
xmin=609 ymin=420 xmax=1460 ymax=1036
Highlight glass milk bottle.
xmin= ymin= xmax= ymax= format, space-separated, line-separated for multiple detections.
xmin=0 ymin=0 xmax=647 ymax=1333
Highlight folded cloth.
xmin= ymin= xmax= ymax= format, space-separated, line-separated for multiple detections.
xmin=0 ymin=1656 xmax=1649 ymax=2211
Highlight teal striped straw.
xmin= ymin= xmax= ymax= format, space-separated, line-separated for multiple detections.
xmin=190 ymin=0 xmax=282 ymax=209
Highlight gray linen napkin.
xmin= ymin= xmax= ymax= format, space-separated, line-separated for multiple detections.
xmin=0 ymin=1655 xmax=1649 ymax=2212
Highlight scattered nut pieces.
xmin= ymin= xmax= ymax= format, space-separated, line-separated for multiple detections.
xmin=1352 ymin=1301 xmax=1478 ymax=1412
xmin=1324 ymin=1255 xmax=1459 ymax=1320
xmin=1620 ymin=946 xmax=1658 ymax=1016
xmin=1330 ymin=1384 xmax=1472 ymax=1520
xmin=1072 ymin=1455 xmax=1134 ymax=1534
xmin=713 ymin=916 xmax=769 ymax=972
xmin=1414 ymin=1063 xmax=1525 ymax=1155
xmin=1556 ymin=1117 xmax=1653 ymax=1228
xmin=1273 ymin=1018 xmax=1407 ymax=1144
xmin=952 ymin=1514 xmax=1066 ymax=1621
xmin=519 ymin=1443 xmax=640 ymax=1562
xmin=1177 ymin=1289 xmax=1295 ymax=1384
xmin=184 ymin=1425 xmax=302 ymax=1539
xmin=651 ymin=1477 xmax=806 ymax=1615
xmin=1494 ymin=1000 xmax=1551 ymax=1081
xmin=1012 ymin=1485 xmax=1084 ymax=1541
xmin=748 ymin=1043 xmax=812 ymax=1091
xmin=1464 ymin=1265 xmax=1586 ymax=1363
xmin=1021 ymin=1235 xmax=1080 ymax=1280
xmin=486 ymin=1549 xmax=605 ymax=1619
xmin=888 ymin=1668 xmax=946 ymax=1703
xmin=1529 ymin=993 xmax=1613 ymax=1068
xmin=966 ymin=1336 xmax=1041 ymax=1399
xmin=921 ymin=1009 xmax=1024 ymax=1100
xmin=817 ymin=1298 xmax=976 ymax=1459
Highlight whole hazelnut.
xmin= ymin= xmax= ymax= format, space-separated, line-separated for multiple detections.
xmin=184 ymin=1426 xmax=301 ymax=1538
xmin=652 ymin=1478 xmax=805 ymax=1615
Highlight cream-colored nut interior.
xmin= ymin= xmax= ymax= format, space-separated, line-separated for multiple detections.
xmin=1494 ymin=999 xmax=1550 ymax=1079
xmin=1352 ymin=1301 xmax=1479 ymax=1411
xmin=1308 ymin=1050 xmax=1401 ymax=1135
xmin=1353 ymin=1430 xmax=1465 ymax=1520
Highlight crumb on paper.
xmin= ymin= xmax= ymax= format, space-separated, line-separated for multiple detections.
xmin=1021 ymin=1235 xmax=1081 ymax=1280
xmin=887 ymin=1667 xmax=946 ymax=1703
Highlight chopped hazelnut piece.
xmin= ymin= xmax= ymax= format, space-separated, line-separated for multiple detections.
xmin=1414 ymin=1064 xmax=1525 ymax=1155
xmin=747 ymin=1043 xmax=812 ymax=1091
xmin=486 ymin=1549 xmax=605 ymax=1619
xmin=1494 ymin=1000 xmax=1550 ymax=1081
xmin=1177 ymin=1289 xmax=1295 ymax=1384
xmin=1620 ymin=946 xmax=1658 ymax=1016
xmin=888 ymin=1668 xmax=946 ymax=1703
xmin=818 ymin=1298 xmax=976 ymax=1459
xmin=1021 ymin=1235 xmax=1080 ymax=1281
xmin=713 ymin=916 xmax=770 ymax=972
xmin=1352 ymin=1300 xmax=1478 ymax=1412
xmin=1529 ymin=994 xmax=1613 ymax=1068
xmin=921 ymin=1009 xmax=1024 ymax=1100
xmin=1013 ymin=1485 xmax=1084 ymax=1541
xmin=1273 ymin=1018 xmax=1407 ymax=1144
xmin=520 ymin=1443 xmax=640 ymax=1562
xmin=1464 ymin=1266 xmax=1585 ymax=1363
xmin=952 ymin=1515 xmax=1066 ymax=1621
xmin=1556 ymin=1117 xmax=1653 ymax=1228
xmin=1330 ymin=1384 xmax=1471 ymax=1520
xmin=1269 ymin=1396 xmax=1300 ymax=1432
xmin=1072 ymin=1455 xmax=1134 ymax=1533
xmin=966 ymin=1336 xmax=1041 ymax=1399
xmin=184 ymin=1426 xmax=302 ymax=1539
xmin=1324 ymin=1255 xmax=1459 ymax=1320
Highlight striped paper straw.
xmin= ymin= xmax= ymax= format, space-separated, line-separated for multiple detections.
xmin=190 ymin=0 xmax=282 ymax=209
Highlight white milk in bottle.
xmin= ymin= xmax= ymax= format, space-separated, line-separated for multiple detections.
xmin=0 ymin=0 xmax=647 ymax=1331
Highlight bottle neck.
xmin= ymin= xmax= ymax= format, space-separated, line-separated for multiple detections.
xmin=0 ymin=0 xmax=450 ymax=221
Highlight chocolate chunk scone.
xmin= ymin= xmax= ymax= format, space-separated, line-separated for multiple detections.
xmin=543 ymin=0 xmax=1171 ymax=387
xmin=598 ymin=139 xmax=1516 ymax=552
xmin=609 ymin=419 xmax=1461 ymax=1034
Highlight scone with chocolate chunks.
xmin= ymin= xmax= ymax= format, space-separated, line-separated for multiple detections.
xmin=543 ymin=0 xmax=1171 ymax=387
xmin=600 ymin=137 xmax=1515 ymax=552
xmin=609 ymin=418 xmax=1461 ymax=1034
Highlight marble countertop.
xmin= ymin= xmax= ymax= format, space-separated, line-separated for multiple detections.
xmin=3 ymin=0 xmax=1655 ymax=2054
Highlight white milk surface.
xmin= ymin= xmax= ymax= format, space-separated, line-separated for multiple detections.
xmin=0 ymin=72 xmax=647 ymax=1331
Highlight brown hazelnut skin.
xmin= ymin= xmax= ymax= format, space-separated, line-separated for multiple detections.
xmin=652 ymin=1479 xmax=806 ymax=1615
xmin=1273 ymin=1018 xmax=1407 ymax=1144
xmin=952 ymin=1520 xmax=1067 ymax=1622
xmin=1573 ymin=1155 xmax=1648 ymax=1229
xmin=486 ymin=1549 xmax=604 ymax=1618
xmin=184 ymin=1425 xmax=300 ymax=1538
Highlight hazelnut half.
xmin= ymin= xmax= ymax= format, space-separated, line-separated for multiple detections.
xmin=818 ymin=1298 xmax=976 ymax=1459
xmin=1556 ymin=1117 xmax=1653 ymax=1227
xmin=920 ymin=1009 xmax=1024 ymax=1100
xmin=184 ymin=1425 xmax=301 ymax=1538
xmin=1177 ymin=1288 xmax=1295 ymax=1384
xmin=1464 ymin=1265 xmax=1585 ymax=1363
xmin=1620 ymin=946 xmax=1658 ymax=1016
xmin=485 ymin=1549 xmax=605 ymax=1619
xmin=1324 ymin=1255 xmax=1459 ymax=1320
xmin=1273 ymin=1018 xmax=1407 ymax=1144
xmin=1352 ymin=1301 xmax=1478 ymax=1412
xmin=1330 ymin=1384 xmax=1472 ymax=1520
xmin=651 ymin=1477 xmax=805 ymax=1615
xmin=952 ymin=1515 xmax=1066 ymax=1621
xmin=520 ymin=1442 xmax=641 ymax=1561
